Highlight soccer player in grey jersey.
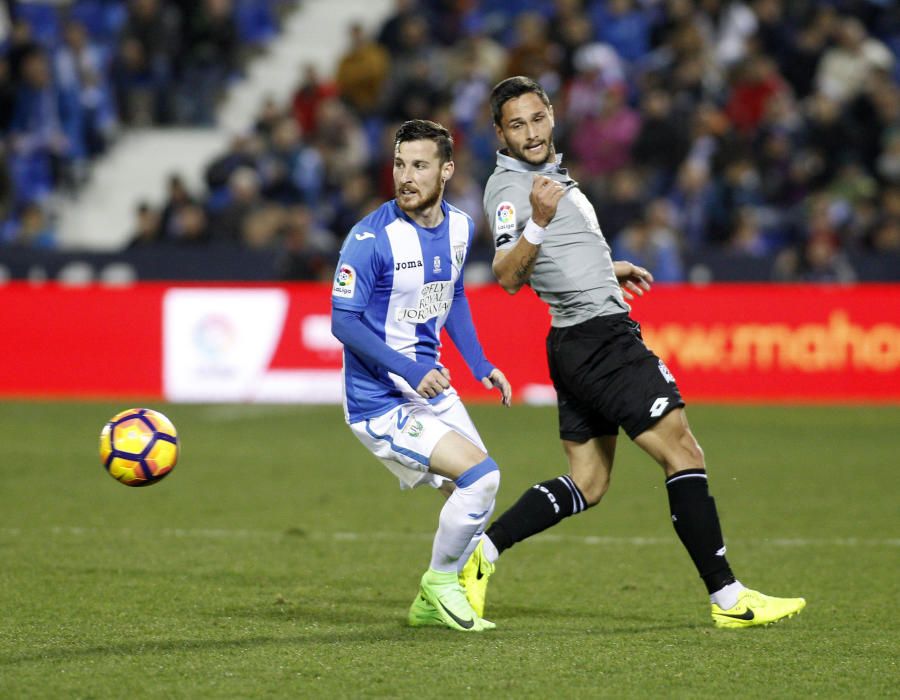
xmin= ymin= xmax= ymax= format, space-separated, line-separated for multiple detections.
xmin=458 ymin=76 xmax=805 ymax=629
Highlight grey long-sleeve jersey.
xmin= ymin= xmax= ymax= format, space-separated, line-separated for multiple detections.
xmin=483 ymin=151 xmax=628 ymax=328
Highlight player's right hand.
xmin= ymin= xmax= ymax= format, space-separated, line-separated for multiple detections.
xmin=416 ymin=367 xmax=451 ymax=399
xmin=529 ymin=175 xmax=566 ymax=228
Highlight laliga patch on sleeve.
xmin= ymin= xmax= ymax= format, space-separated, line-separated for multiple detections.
xmin=495 ymin=201 xmax=517 ymax=235
xmin=332 ymin=263 xmax=356 ymax=298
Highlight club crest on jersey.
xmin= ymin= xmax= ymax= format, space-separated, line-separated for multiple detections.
xmin=332 ymin=264 xmax=356 ymax=298
xmin=495 ymin=201 xmax=516 ymax=235
xmin=433 ymin=256 xmax=442 ymax=273
xmin=452 ymin=243 xmax=466 ymax=267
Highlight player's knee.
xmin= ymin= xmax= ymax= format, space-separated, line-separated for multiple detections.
xmin=680 ymin=431 xmax=704 ymax=467
xmin=573 ymin=472 xmax=609 ymax=507
xmin=455 ymin=456 xmax=500 ymax=504
xmin=664 ymin=433 xmax=705 ymax=474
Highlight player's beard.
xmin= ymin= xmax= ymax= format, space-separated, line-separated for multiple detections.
xmin=507 ymin=137 xmax=554 ymax=166
xmin=395 ymin=178 xmax=443 ymax=215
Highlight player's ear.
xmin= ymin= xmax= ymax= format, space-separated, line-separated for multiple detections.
xmin=548 ymin=104 xmax=555 ymax=128
xmin=441 ymin=160 xmax=454 ymax=184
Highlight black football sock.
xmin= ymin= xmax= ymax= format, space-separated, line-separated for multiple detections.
xmin=485 ymin=475 xmax=587 ymax=555
xmin=665 ymin=469 xmax=736 ymax=594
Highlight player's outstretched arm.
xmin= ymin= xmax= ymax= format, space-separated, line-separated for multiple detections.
xmin=492 ymin=175 xmax=565 ymax=294
xmin=614 ymin=260 xmax=653 ymax=300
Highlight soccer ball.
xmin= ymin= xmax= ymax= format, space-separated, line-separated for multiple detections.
xmin=99 ymin=408 xmax=179 ymax=487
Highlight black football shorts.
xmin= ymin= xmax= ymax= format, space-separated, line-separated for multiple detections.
xmin=546 ymin=312 xmax=684 ymax=441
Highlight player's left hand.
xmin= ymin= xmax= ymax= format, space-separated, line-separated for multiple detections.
xmin=614 ymin=260 xmax=653 ymax=300
xmin=482 ymin=368 xmax=512 ymax=407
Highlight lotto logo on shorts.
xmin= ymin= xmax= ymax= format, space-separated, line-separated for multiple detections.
xmin=649 ymin=397 xmax=669 ymax=417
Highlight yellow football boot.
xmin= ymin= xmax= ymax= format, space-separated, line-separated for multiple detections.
xmin=459 ymin=539 xmax=495 ymax=618
xmin=712 ymin=588 xmax=806 ymax=629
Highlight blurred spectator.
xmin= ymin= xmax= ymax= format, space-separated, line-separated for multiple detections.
xmin=613 ymin=201 xmax=684 ymax=282
xmin=631 ymin=88 xmax=691 ymax=192
xmin=159 ymin=173 xmax=196 ymax=239
xmin=565 ymin=42 xmax=625 ymax=123
xmin=209 ymin=165 xmax=262 ymax=241
xmin=0 ymin=57 xmax=14 ymax=133
xmin=172 ymin=202 xmax=211 ymax=244
xmin=878 ymin=132 xmax=900 ymax=186
xmin=258 ymin=116 xmax=324 ymax=205
xmin=505 ymin=11 xmax=559 ymax=88
xmin=725 ymin=54 xmax=788 ymax=136
xmin=329 ymin=171 xmax=375 ymax=238
xmin=594 ymin=167 xmax=644 ymax=244
xmin=11 ymin=47 xmax=79 ymax=197
xmin=815 ymin=17 xmax=894 ymax=104
xmin=315 ymin=98 xmax=371 ymax=186
xmin=0 ymin=143 xmax=13 ymax=223
xmin=448 ymin=48 xmax=493 ymax=132
xmin=669 ymin=159 xmax=718 ymax=250
xmin=2 ymin=201 xmax=56 ymax=248
xmin=869 ymin=217 xmax=900 ymax=253
xmin=384 ymin=56 xmax=445 ymax=123
xmin=115 ymin=0 xmax=180 ymax=125
xmin=548 ymin=0 xmax=594 ymax=82
xmin=775 ymin=235 xmax=857 ymax=283
xmin=176 ymin=0 xmax=239 ymax=124
xmin=7 ymin=18 xmax=40 ymax=84
xmin=700 ymin=0 xmax=758 ymax=68
xmin=204 ymin=132 xmax=263 ymax=195
xmin=779 ymin=11 xmax=829 ymax=100
xmin=291 ymin=63 xmax=338 ymax=135
xmin=377 ymin=0 xmax=420 ymax=55
xmin=727 ymin=206 xmax=767 ymax=256
xmin=590 ymin=0 xmax=650 ymax=65
xmin=569 ymin=82 xmax=640 ymax=176
xmin=242 ymin=203 xmax=284 ymax=248
xmin=127 ymin=200 xmax=161 ymax=247
xmin=277 ymin=204 xmax=338 ymax=280
xmin=335 ymin=22 xmax=390 ymax=117
xmin=55 ymin=20 xmax=118 ymax=157
xmin=452 ymin=26 xmax=507 ymax=86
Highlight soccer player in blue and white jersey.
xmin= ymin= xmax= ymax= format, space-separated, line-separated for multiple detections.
xmin=330 ymin=120 xmax=511 ymax=632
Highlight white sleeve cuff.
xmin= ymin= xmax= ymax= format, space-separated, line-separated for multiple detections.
xmin=522 ymin=218 xmax=546 ymax=246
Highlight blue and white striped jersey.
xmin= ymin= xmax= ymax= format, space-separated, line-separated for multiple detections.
xmin=332 ymin=199 xmax=476 ymax=423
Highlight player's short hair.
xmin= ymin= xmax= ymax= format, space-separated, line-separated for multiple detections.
xmin=490 ymin=76 xmax=552 ymax=126
xmin=394 ymin=120 xmax=454 ymax=164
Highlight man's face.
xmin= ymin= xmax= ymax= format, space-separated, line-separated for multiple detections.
xmin=496 ymin=92 xmax=556 ymax=165
xmin=393 ymin=140 xmax=452 ymax=213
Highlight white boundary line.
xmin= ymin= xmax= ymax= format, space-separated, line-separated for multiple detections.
xmin=1 ymin=527 xmax=897 ymax=547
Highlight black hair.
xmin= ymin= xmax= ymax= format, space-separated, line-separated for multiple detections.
xmin=490 ymin=76 xmax=552 ymax=126
xmin=394 ymin=119 xmax=454 ymax=163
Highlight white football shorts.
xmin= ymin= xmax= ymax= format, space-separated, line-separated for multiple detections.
xmin=350 ymin=394 xmax=486 ymax=490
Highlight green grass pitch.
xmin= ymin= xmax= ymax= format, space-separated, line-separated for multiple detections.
xmin=1 ymin=401 xmax=897 ymax=698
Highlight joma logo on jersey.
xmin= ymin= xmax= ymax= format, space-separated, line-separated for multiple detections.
xmin=395 ymin=260 xmax=423 ymax=271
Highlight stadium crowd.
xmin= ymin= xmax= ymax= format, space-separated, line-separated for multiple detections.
xmin=0 ymin=0 xmax=289 ymax=248
xmin=3 ymin=0 xmax=900 ymax=283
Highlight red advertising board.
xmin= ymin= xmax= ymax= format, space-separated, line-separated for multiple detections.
xmin=1 ymin=282 xmax=898 ymax=403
